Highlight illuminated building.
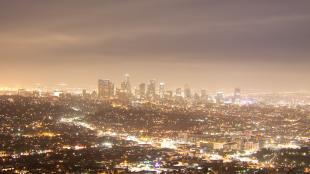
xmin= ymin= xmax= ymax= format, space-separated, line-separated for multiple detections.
xmin=159 ymin=82 xmax=165 ymax=99
xmin=243 ymin=141 xmax=259 ymax=151
xmin=234 ymin=88 xmax=241 ymax=104
xmin=115 ymin=88 xmax=124 ymax=98
xmin=32 ymin=90 xmax=40 ymax=97
xmin=139 ymin=83 xmax=146 ymax=99
xmin=121 ymin=74 xmax=132 ymax=95
xmin=175 ymin=88 xmax=182 ymax=97
xmin=223 ymin=142 xmax=239 ymax=151
xmin=146 ymin=79 xmax=156 ymax=100
xmin=216 ymin=92 xmax=224 ymax=104
xmin=98 ymin=79 xmax=114 ymax=99
xmin=53 ymin=90 xmax=63 ymax=97
xmin=133 ymin=87 xmax=139 ymax=97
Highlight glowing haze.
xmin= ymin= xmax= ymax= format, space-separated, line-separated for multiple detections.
xmin=0 ymin=1 xmax=309 ymax=91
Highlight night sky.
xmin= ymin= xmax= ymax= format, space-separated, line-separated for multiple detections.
xmin=0 ymin=0 xmax=309 ymax=91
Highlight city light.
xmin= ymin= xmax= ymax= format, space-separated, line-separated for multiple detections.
xmin=0 ymin=1 xmax=309 ymax=173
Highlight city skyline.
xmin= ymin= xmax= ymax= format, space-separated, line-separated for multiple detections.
xmin=2 ymin=73 xmax=309 ymax=94
xmin=0 ymin=1 xmax=309 ymax=173
xmin=1 ymin=0 xmax=310 ymax=91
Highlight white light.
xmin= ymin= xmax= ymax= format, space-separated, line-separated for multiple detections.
xmin=102 ymin=142 xmax=113 ymax=148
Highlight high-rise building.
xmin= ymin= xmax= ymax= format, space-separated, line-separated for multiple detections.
xmin=234 ymin=88 xmax=241 ymax=104
xmin=139 ymin=83 xmax=146 ymax=99
xmin=146 ymin=79 xmax=156 ymax=99
xmin=175 ymin=88 xmax=182 ymax=97
xmin=134 ymin=87 xmax=139 ymax=97
xmin=115 ymin=87 xmax=129 ymax=102
xmin=184 ymin=84 xmax=191 ymax=98
xmin=98 ymin=79 xmax=114 ymax=99
xmin=121 ymin=74 xmax=131 ymax=95
xmin=159 ymin=82 xmax=165 ymax=99
xmin=216 ymin=92 xmax=224 ymax=104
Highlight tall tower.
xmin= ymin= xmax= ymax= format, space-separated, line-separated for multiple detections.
xmin=125 ymin=74 xmax=131 ymax=94
xmin=159 ymin=82 xmax=165 ymax=99
xmin=146 ymin=79 xmax=156 ymax=99
xmin=98 ymin=79 xmax=114 ymax=99
xmin=139 ymin=83 xmax=146 ymax=99
xmin=121 ymin=73 xmax=132 ymax=95
xmin=216 ymin=92 xmax=224 ymax=104
xmin=234 ymin=88 xmax=241 ymax=104
xmin=175 ymin=88 xmax=182 ymax=97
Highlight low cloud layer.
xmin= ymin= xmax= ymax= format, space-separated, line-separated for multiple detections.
xmin=0 ymin=0 xmax=309 ymax=90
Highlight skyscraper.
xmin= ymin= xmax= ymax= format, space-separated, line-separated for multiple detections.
xmin=146 ymin=79 xmax=156 ymax=99
xmin=233 ymin=88 xmax=241 ymax=104
xmin=175 ymin=88 xmax=182 ymax=97
xmin=134 ymin=87 xmax=139 ymax=97
xmin=121 ymin=74 xmax=132 ymax=95
xmin=159 ymin=82 xmax=165 ymax=99
xmin=216 ymin=92 xmax=224 ymax=104
xmin=98 ymin=79 xmax=114 ymax=99
xmin=139 ymin=83 xmax=146 ymax=99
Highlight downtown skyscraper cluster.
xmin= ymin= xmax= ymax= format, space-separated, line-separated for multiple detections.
xmin=97 ymin=74 xmax=242 ymax=105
